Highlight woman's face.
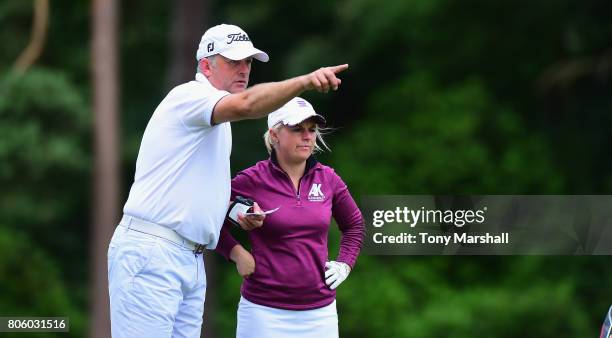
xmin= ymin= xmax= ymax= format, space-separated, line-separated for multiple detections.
xmin=272 ymin=119 xmax=317 ymax=165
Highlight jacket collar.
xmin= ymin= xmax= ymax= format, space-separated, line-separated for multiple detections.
xmin=270 ymin=149 xmax=318 ymax=176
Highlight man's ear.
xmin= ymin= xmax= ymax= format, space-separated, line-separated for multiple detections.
xmin=199 ymin=58 xmax=213 ymax=77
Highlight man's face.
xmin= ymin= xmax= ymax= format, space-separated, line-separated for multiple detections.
xmin=205 ymin=55 xmax=252 ymax=93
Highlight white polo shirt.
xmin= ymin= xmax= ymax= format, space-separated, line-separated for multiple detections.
xmin=123 ymin=73 xmax=231 ymax=249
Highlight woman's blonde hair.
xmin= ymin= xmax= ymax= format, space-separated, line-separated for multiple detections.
xmin=263 ymin=122 xmax=331 ymax=155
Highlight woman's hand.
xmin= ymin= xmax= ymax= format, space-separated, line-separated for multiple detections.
xmin=324 ymin=261 xmax=351 ymax=289
xmin=237 ymin=202 xmax=265 ymax=230
xmin=230 ymin=245 xmax=255 ymax=278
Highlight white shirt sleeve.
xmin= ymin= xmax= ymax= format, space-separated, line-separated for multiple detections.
xmin=178 ymin=84 xmax=230 ymax=128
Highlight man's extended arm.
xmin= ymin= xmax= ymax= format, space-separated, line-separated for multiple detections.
xmin=211 ymin=64 xmax=348 ymax=125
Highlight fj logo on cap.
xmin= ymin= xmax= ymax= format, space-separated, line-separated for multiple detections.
xmin=308 ymin=183 xmax=325 ymax=202
xmin=207 ymin=42 xmax=214 ymax=52
xmin=227 ymin=33 xmax=251 ymax=44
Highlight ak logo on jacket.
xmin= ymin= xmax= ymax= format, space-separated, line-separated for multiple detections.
xmin=308 ymin=183 xmax=325 ymax=202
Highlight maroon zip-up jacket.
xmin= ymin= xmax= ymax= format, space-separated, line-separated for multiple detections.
xmin=216 ymin=152 xmax=364 ymax=310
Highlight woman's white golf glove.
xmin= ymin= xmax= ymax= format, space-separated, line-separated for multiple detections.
xmin=324 ymin=261 xmax=351 ymax=290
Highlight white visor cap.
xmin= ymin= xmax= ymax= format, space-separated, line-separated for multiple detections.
xmin=267 ymin=97 xmax=326 ymax=129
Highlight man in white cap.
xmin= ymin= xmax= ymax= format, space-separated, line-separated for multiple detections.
xmin=107 ymin=23 xmax=348 ymax=338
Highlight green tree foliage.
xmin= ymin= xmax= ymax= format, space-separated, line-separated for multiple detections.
xmin=0 ymin=69 xmax=91 ymax=309
xmin=0 ymin=69 xmax=90 ymax=238
xmin=0 ymin=226 xmax=85 ymax=337
xmin=331 ymin=75 xmax=563 ymax=194
xmin=336 ymin=256 xmax=600 ymax=337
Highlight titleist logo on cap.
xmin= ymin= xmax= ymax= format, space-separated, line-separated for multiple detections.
xmin=227 ymin=33 xmax=250 ymax=44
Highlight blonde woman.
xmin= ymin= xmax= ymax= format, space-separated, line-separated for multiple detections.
xmin=216 ymin=97 xmax=364 ymax=338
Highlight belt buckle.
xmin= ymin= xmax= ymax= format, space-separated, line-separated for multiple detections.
xmin=193 ymin=244 xmax=205 ymax=255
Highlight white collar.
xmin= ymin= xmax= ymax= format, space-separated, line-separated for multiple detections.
xmin=195 ymin=72 xmax=225 ymax=93
xmin=195 ymin=72 xmax=208 ymax=83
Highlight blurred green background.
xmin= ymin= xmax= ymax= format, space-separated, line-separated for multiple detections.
xmin=1 ymin=0 xmax=611 ymax=337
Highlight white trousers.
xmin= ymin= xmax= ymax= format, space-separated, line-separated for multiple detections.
xmin=236 ymin=296 xmax=339 ymax=338
xmin=107 ymin=226 xmax=206 ymax=338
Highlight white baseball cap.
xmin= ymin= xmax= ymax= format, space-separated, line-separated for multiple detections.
xmin=267 ymin=97 xmax=326 ymax=129
xmin=196 ymin=24 xmax=269 ymax=62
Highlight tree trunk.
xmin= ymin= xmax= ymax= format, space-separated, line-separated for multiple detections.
xmin=167 ymin=0 xmax=208 ymax=88
xmin=90 ymin=0 xmax=120 ymax=337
